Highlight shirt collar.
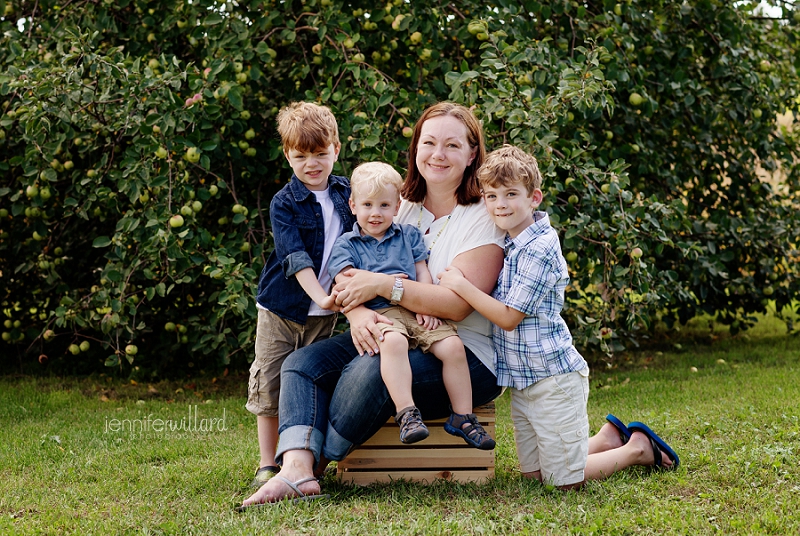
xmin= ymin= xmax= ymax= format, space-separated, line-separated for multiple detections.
xmin=504 ymin=211 xmax=550 ymax=254
xmin=289 ymin=174 xmax=347 ymax=202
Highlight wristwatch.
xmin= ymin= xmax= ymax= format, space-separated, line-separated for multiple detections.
xmin=389 ymin=277 xmax=404 ymax=305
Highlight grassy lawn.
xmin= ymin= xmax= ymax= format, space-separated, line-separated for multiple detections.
xmin=1 ymin=314 xmax=799 ymax=535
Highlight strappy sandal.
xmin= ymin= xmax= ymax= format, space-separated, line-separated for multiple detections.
xmin=444 ymin=412 xmax=496 ymax=450
xmin=395 ymin=406 xmax=429 ymax=444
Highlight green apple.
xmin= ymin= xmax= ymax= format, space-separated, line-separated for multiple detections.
xmin=155 ymin=146 xmax=168 ymax=159
xmin=26 ymin=185 xmax=39 ymax=198
xmin=165 ymin=322 xmax=176 ymax=332
xmin=245 ymin=128 xmax=256 ymax=140
xmin=601 ymin=184 xmax=611 ymax=194
xmin=763 ymin=285 xmax=774 ymax=296
xmin=631 ymin=247 xmax=643 ymax=259
xmin=43 ymin=329 xmax=55 ymax=341
xmin=1 ymin=332 xmax=10 ymax=342
xmin=169 ymin=215 xmax=185 ymax=228
xmin=758 ymin=59 xmax=771 ymax=72
xmin=232 ymin=204 xmax=245 ymax=214
xmin=468 ymin=20 xmax=487 ymax=35
xmin=614 ymin=3 xmax=622 ymax=16
xmin=180 ymin=205 xmax=193 ymax=217
xmin=68 ymin=344 xmax=81 ymax=355
xmin=185 ymin=147 xmax=201 ymax=163
xmin=39 ymin=187 xmax=52 ymax=201
xmin=245 ymin=147 xmax=257 ymax=157
xmin=240 ymin=242 xmax=251 ymax=252
xmin=0 ymin=209 xmax=8 ymax=218
xmin=566 ymin=251 xmax=578 ymax=263
xmin=192 ymin=200 xmax=203 ymax=212
xmin=753 ymin=109 xmax=762 ymax=119
xmin=238 ymin=140 xmax=249 ymax=151
xmin=63 ymin=160 xmax=74 ymax=170
xmin=209 ymin=184 xmax=219 ymax=196
xmin=125 ymin=344 xmax=139 ymax=356
xmin=343 ymin=37 xmax=355 ymax=49
xmin=568 ymin=194 xmax=579 ymax=205
xmin=3 ymin=320 xmax=11 ymax=328
xmin=410 ymin=31 xmax=422 ymax=45
xmin=79 ymin=340 xmax=90 ymax=352
xmin=352 ymin=53 xmax=365 ymax=63
xmin=628 ymin=92 xmax=644 ymax=107
xmin=402 ymin=126 xmax=413 ymax=138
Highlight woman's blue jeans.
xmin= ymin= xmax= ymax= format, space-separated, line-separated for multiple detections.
xmin=275 ymin=331 xmax=502 ymax=464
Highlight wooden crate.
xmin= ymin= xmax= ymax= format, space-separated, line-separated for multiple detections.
xmin=336 ymin=403 xmax=495 ymax=485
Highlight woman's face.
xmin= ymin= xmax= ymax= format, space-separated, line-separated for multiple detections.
xmin=415 ymin=115 xmax=477 ymax=190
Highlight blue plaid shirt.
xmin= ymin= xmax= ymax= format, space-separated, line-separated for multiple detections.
xmin=492 ymin=212 xmax=587 ymax=390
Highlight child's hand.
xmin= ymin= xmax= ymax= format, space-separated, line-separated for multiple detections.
xmin=436 ymin=265 xmax=466 ymax=291
xmin=416 ymin=313 xmax=442 ymax=330
xmin=318 ymin=293 xmax=340 ymax=312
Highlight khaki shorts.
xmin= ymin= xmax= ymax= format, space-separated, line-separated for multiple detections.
xmin=245 ymin=308 xmax=337 ymax=417
xmin=375 ymin=306 xmax=458 ymax=353
xmin=511 ymin=368 xmax=590 ymax=487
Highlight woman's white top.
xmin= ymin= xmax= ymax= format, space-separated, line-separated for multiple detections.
xmin=396 ymin=198 xmax=505 ymax=374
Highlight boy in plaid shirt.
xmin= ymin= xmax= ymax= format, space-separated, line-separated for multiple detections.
xmin=439 ymin=145 xmax=678 ymax=488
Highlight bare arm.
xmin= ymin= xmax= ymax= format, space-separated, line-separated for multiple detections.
xmin=295 ymin=267 xmax=336 ymax=311
xmin=437 ymin=266 xmax=526 ymax=331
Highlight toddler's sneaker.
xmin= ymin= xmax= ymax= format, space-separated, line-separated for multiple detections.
xmin=395 ymin=406 xmax=429 ymax=444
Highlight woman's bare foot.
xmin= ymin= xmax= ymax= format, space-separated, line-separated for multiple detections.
xmin=628 ymin=431 xmax=673 ymax=468
xmin=242 ymin=451 xmax=320 ymax=505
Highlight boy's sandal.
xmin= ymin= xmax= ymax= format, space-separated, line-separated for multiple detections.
xmin=250 ymin=465 xmax=281 ymax=488
xmin=444 ymin=412 xmax=496 ymax=450
xmin=605 ymin=414 xmax=632 ymax=444
xmin=395 ymin=406 xmax=430 ymax=444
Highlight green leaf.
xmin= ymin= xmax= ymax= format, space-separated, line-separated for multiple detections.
xmin=92 ymin=236 xmax=112 ymax=248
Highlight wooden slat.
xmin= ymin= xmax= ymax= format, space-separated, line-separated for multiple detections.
xmin=340 ymin=468 xmax=494 ymax=486
xmin=341 ymin=447 xmax=493 ymax=469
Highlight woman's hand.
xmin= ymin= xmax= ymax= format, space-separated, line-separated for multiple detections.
xmin=345 ymin=306 xmax=393 ymax=356
xmin=334 ymin=269 xmax=402 ymax=313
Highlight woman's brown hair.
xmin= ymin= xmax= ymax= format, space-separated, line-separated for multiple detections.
xmin=400 ymin=102 xmax=485 ymax=205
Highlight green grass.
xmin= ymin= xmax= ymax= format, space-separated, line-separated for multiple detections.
xmin=1 ymin=316 xmax=799 ymax=535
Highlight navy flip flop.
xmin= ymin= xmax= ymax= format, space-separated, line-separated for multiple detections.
xmin=628 ymin=421 xmax=680 ymax=471
xmin=605 ymin=414 xmax=632 ymax=444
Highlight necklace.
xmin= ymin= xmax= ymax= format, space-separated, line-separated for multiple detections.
xmin=417 ymin=204 xmax=453 ymax=258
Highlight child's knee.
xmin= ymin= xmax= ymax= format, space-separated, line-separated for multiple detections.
xmin=379 ymin=331 xmax=409 ymax=354
xmin=431 ymin=336 xmax=466 ymax=362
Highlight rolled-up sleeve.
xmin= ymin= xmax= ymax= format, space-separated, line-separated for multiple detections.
xmin=327 ymin=236 xmax=356 ymax=280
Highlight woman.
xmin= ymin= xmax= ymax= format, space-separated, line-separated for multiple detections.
xmin=242 ymin=102 xmax=505 ymax=505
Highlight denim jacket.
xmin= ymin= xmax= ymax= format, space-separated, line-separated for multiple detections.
xmin=256 ymin=174 xmax=355 ymax=324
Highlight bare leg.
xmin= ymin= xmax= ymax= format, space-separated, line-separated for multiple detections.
xmin=242 ymin=449 xmax=319 ymax=505
xmin=257 ymin=415 xmax=279 ymax=468
xmin=584 ymin=430 xmax=673 ymax=481
xmin=588 ymin=422 xmax=626 ymax=455
xmin=379 ymin=332 xmax=415 ymax=412
xmin=429 ymin=336 xmax=472 ymax=415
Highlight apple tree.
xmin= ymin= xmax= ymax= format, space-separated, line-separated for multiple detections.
xmin=0 ymin=0 xmax=798 ymax=375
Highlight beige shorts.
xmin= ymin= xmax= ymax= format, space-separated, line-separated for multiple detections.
xmin=511 ymin=368 xmax=590 ymax=487
xmin=375 ymin=306 xmax=458 ymax=353
xmin=245 ymin=308 xmax=337 ymax=417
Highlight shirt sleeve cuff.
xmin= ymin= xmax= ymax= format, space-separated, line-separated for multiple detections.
xmin=281 ymin=251 xmax=315 ymax=278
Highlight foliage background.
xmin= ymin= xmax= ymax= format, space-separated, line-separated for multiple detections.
xmin=1 ymin=0 xmax=798 ymax=377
